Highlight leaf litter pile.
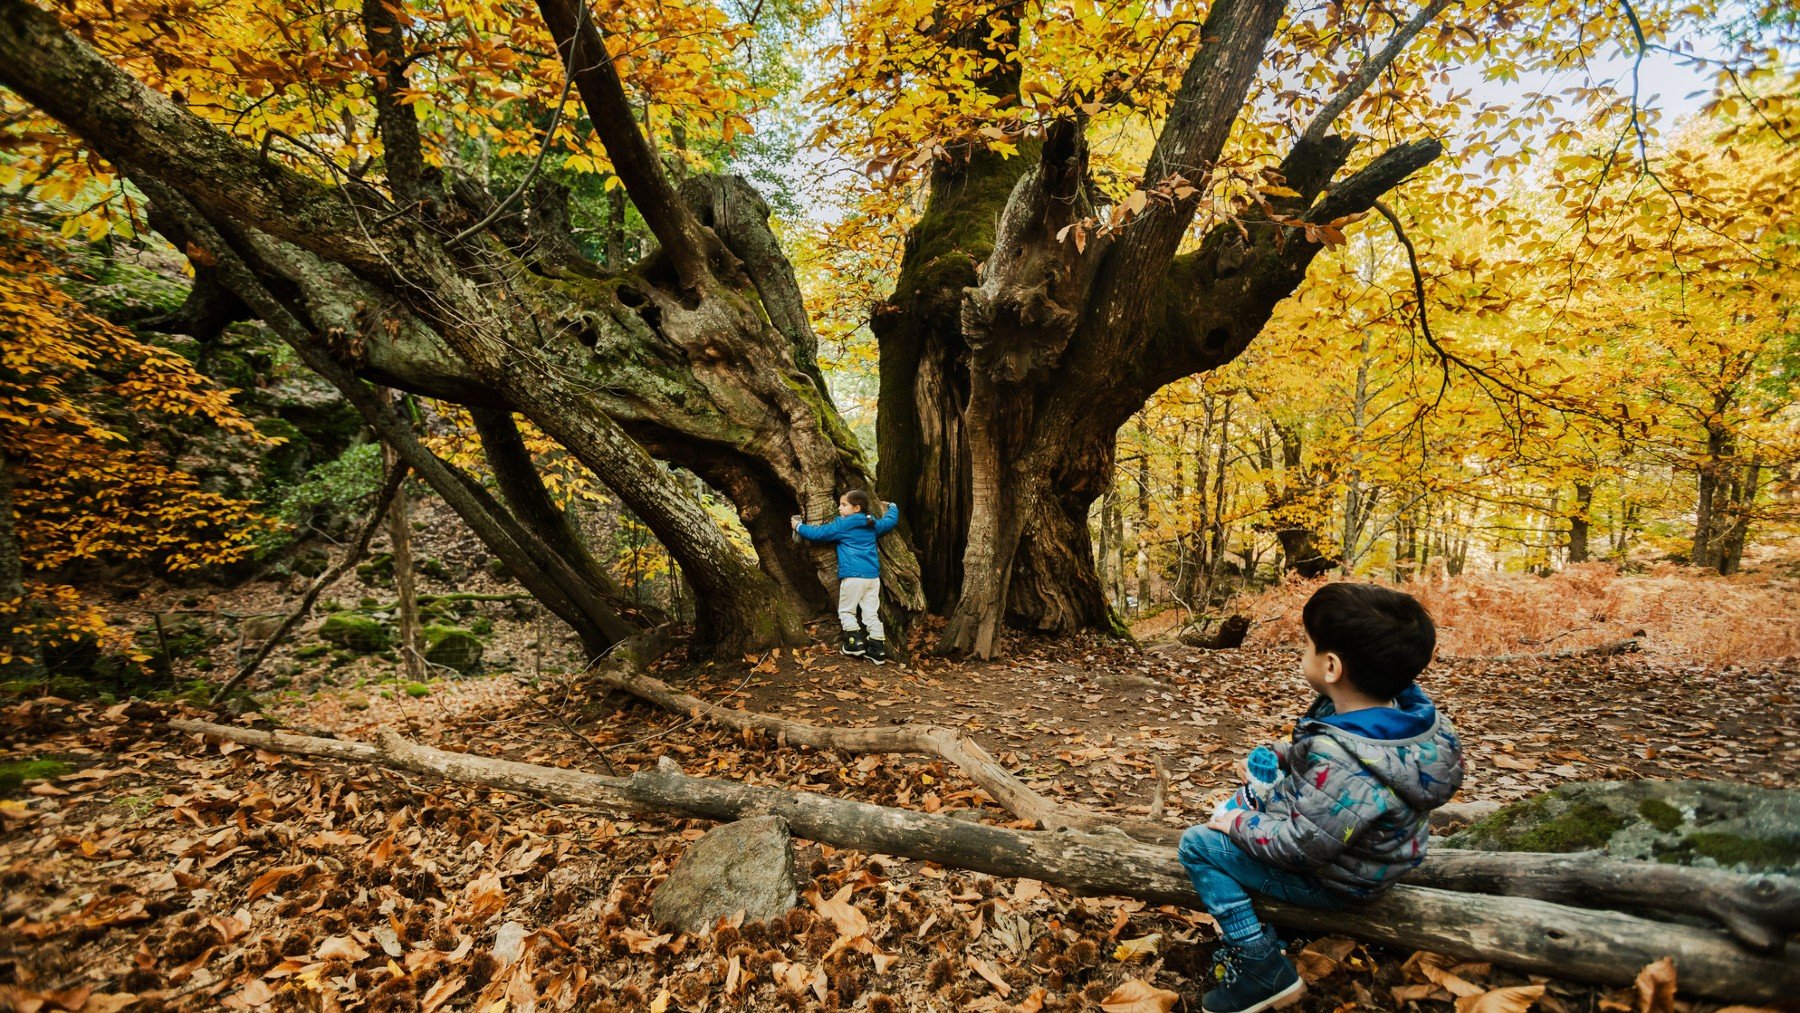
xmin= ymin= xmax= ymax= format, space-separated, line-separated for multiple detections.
xmin=2 ymin=620 xmax=1795 ymax=1012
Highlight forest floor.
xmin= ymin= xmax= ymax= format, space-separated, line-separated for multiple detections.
xmin=2 ymin=559 xmax=1797 ymax=1012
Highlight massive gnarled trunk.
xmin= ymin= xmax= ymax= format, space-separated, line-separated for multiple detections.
xmin=877 ymin=0 xmax=1444 ymax=654
xmin=0 ymin=0 xmax=1443 ymax=659
xmin=0 ymin=0 xmax=924 ymax=657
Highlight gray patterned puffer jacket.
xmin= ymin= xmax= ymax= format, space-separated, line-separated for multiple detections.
xmin=1224 ymin=684 xmax=1464 ymax=899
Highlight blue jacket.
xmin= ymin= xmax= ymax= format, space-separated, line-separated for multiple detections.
xmin=797 ymin=503 xmax=899 ymax=579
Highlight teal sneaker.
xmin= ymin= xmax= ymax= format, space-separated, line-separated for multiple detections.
xmin=1202 ymin=936 xmax=1304 ymax=1013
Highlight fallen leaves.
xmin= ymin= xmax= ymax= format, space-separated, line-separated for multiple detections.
xmin=1457 ymin=984 xmax=1547 ymax=1013
xmin=243 ymin=863 xmax=309 ymax=901
xmin=1634 ymin=957 xmax=1677 ymax=1013
xmin=1098 ymin=978 xmax=1181 ymax=1012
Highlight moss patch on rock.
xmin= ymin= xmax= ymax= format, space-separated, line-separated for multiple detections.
xmin=422 ymin=625 xmax=483 ymax=674
xmin=1449 ymin=779 xmax=1800 ymax=874
xmin=319 ymin=613 xmax=391 ymax=652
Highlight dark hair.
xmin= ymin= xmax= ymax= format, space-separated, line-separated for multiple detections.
xmin=1300 ymin=583 xmax=1435 ymax=698
xmin=843 ymin=489 xmax=877 ymax=528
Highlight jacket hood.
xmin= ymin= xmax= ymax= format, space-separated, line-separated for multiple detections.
xmin=1299 ymin=685 xmax=1464 ymax=812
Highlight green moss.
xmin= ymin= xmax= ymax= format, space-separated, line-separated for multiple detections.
xmin=1465 ymin=797 xmax=1628 ymax=853
xmin=403 ymin=682 xmax=431 ymax=698
xmin=892 ymin=144 xmax=1039 ymax=302
xmin=295 ymin=644 xmax=330 ymax=660
xmin=0 ymin=758 xmax=74 ymax=795
xmin=1637 ymin=798 xmax=1685 ymax=833
xmin=422 ymin=625 xmax=483 ymax=675
xmin=319 ymin=613 xmax=391 ymax=652
xmin=1683 ymin=832 xmax=1800 ymax=870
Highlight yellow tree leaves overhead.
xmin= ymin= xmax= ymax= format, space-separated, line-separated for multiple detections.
xmin=0 ymin=211 xmax=277 ymax=667
xmin=0 ymin=0 xmax=780 ymax=239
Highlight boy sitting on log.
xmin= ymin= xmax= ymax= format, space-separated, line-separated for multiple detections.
xmin=1179 ymin=583 xmax=1465 ymax=1013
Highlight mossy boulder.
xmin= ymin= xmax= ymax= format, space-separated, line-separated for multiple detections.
xmin=1448 ymin=779 xmax=1800 ymax=874
xmin=422 ymin=625 xmax=483 ymax=675
xmin=319 ymin=613 xmax=392 ymax=653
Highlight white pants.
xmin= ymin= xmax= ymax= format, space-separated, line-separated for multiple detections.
xmin=837 ymin=577 xmax=884 ymax=639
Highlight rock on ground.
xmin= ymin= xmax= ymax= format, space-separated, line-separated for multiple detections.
xmin=651 ymin=815 xmax=800 ymax=935
xmin=1448 ymin=779 xmax=1800 ymax=873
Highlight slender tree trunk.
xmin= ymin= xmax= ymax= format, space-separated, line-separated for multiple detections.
xmin=1569 ymin=482 xmax=1593 ymax=564
xmin=0 ymin=453 xmax=44 ymax=681
xmin=1718 ymin=460 xmax=1760 ymax=575
xmin=383 ymin=435 xmax=425 ymax=683
xmin=1135 ymin=451 xmax=1152 ymax=611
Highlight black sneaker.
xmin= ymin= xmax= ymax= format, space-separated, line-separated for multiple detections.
xmin=865 ymin=638 xmax=888 ymax=665
xmin=840 ymin=631 xmax=867 ymax=657
xmin=1202 ymin=937 xmax=1304 ymax=1013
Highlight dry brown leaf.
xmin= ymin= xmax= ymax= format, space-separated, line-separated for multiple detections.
xmin=315 ymin=935 xmax=370 ymax=961
xmin=618 ymin=928 xmax=670 ymax=954
xmin=1456 ymin=984 xmax=1546 ymax=1013
xmin=38 ymin=985 xmax=91 ymax=1012
xmin=1393 ymin=983 xmax=1446 ymax=1004
xmin=1015 ymin=986 xmax=1048 ymax=1013
xmin=1304 ymin=936 xmax=1358 ymax=962
xmin=244 ymin=864 xmax=308 ymax=901
xmin=969 ymin=956 xmax=1011 ymax=997
xmin=1098 ymin=979 xmax=1180 ymax=1013
xmin=77 ymin=996 xmax=137 ymax=1013
xmin=237 ymin=978 xmax=277 ymax=1008
xmin=724 ymin=955 xmax=742 ymax=995
xmin=1294 ymin=948 xmax=1339 ymax=983
xmin=1633 ymin=957 xmax=1676 ymax=1013
xmin=421 ymin=976 xmax=464 ymax=1013
xmin=805 ymin=883 xmax=869 ymax=938
xmin=1013 ymin=878 xmax=1044 ymax=905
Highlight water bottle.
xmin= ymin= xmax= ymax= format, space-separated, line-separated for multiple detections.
xmin=1212 ymin=745 xmax=1283 ymax=821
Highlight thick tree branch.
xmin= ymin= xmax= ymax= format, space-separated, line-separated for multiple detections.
xmin=532 ymin=0 xmax=721 ymax=291
xmin=145 ymin=184 xmax=637 ymax=657
xmin=0 ymin=0 xmax=392 ymax=273
xmin=1306 ymin=137 xmax=1444 ymax=223
xmin=470 ymin=406 xmax=652 ymax=633
xmin=360 ymin=0 xmax=430 ymax=206
xmin=1299 ymin=0 xmax=1455 ymax=147
xmin=1097 ymin=0 xmax=1288 ymax=295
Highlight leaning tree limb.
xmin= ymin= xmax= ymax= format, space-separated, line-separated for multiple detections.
xmin=211 ymin=461 xmax=410 ymax=704
xmin=164 ymin=718 xmax=1800 ymax=1002
xmin=587 ymin=641 xmax=1800 ymax=950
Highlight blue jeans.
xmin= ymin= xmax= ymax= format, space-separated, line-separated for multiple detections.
xmin=1177 ymin=826 xmax=1340 ymax=945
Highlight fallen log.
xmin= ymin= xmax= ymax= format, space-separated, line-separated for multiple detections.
xmin=596 ymin=645 xmax=1800 ymax=950
xmin=1415 ymin=848 xmax=1799 ymax=954
xmin=167 ymin=717 xmax=1799 ymax=1002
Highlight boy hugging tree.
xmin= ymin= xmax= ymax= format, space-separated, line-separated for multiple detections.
xmin=1178 ymin=583 xmax=1465 ymax=1013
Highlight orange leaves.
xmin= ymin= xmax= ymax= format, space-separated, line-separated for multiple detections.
xmin=1097 ymin=978 xmax=1181 ymax=1012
